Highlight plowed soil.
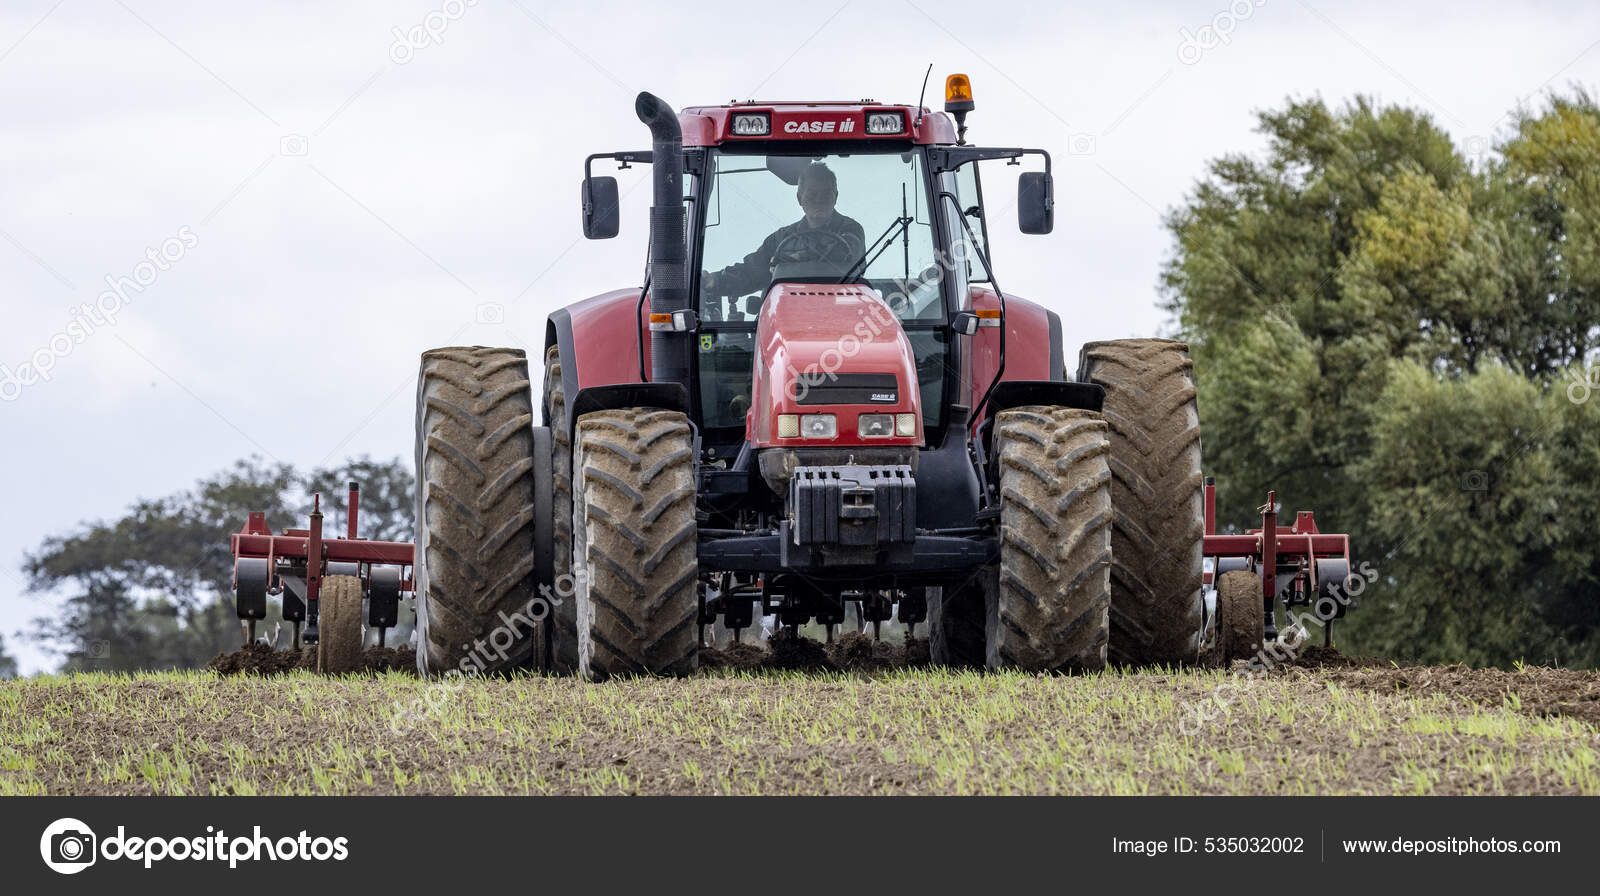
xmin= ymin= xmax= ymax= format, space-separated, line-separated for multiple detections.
xmin=1287 ymin=658 xmax=1600 ymax=728
xmin=207 ymin=642 xmax=416 ymax=675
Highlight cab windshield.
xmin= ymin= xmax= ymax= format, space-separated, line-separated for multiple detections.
xmin=697 ymin=149 xmax=945 ymax=323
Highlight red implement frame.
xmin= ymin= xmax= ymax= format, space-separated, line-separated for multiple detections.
xmin=1201 ymin=477 xmax=1353 ymax=643
xmin=230 ymin=483 xmax=415 ymax=606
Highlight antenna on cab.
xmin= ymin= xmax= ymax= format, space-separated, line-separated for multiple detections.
xmin=914 ymin=63 xmax=933 ymax=128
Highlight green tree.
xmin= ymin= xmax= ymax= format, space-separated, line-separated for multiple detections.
xmin=0 ymin=633 xmax=19 ymax=678
xmin=305 ymin=455 xmax=416 ymax=543
xmin=1163 ymin=92 xmax=1600 ymax=666
xmin=1353 ymin=361 xmax=1600 ymax=666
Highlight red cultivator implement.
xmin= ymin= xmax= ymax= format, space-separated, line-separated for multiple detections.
xmin=231 ymin=482 xmax=414 ymax=652
xmin=1202 ymin=477 xmax=1356 ymax=654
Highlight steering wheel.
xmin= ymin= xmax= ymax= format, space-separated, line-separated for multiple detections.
xmin=771 ymin=229 xmax=857 ymax=266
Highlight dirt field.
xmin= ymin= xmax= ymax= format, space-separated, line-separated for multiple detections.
xmin=2 ymin=639 xmax=1596 ymax=796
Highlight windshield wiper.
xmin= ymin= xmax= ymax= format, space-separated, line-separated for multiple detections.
xmin=839 ymin=216 xmax=912 ymax=283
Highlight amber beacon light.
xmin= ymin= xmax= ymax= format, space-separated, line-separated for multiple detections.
xmin=944 ymin=73 xmax=975 ymax=143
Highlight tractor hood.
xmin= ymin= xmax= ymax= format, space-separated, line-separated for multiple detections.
xmin=748 ymin=283 xmax=923 ymax=449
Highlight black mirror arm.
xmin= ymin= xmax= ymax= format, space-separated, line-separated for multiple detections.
xmin=929 ymin=146 xmax=1052 ymax=176
xmin=584 ymin=151 xmax=654 ymax=178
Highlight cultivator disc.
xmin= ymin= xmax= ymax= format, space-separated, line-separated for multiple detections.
xmin=234 ymin=556 xmax=270 ymax=643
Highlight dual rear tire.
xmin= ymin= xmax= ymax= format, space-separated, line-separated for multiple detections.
xmin=414 ymin=345 xmax=697 ymax=678
xmin=414 ymin=347 xmax=546 ymax=676
xmin=934 ymin=338 xmax=1207 ymax=671
xmin=1079 ymin=338 xmax=1206 ymax=667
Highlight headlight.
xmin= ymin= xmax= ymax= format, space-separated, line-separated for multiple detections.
xmin=896 ymin=413 xmax=917 ymax=437
xmin=858 ymin=413 xmax=895 ymax=438
xmin=731 ymin=113 xmax=770 ymax=136
xmin=865 ymin=112 xmax=904 ymax=135
xmin=777 ymin=414 xmax=800 ymax=438
xmin=800 ymin=413 xmax=837 ymax=439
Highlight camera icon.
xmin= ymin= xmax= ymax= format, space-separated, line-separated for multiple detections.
xmin=84 ymin=639 xmax=110 ymax=660
xmin=1463 ymin=134 xmax=1491 ymax=166
xmin=1461 ymin=470 xmax=1489 ymax=492
xmin=1067 ymin=133 xmax=1097 ymax=156
xmin=53 ymin=830 xmax=94 ymax=863
xmin=279 ymin=134 xmax=309 ymax=157
xmin=476 ymin=302 xmax=505 ymax=324
xmin=40 ymin=818 xmax=96 ymax=874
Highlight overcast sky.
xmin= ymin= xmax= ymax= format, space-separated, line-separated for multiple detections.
xmin=2 ymin=0 xmax=1595 ymax=673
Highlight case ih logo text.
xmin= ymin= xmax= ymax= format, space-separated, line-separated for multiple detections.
xmin=783 ymin=119 xmax=855 ymax=134
xmin=39 ymin=818 xmax=349 ymax=873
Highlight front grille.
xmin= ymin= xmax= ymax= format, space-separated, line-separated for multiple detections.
xmin=791 ymin=372 xmax=898 ymax=406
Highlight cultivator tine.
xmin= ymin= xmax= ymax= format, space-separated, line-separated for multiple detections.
xmin=825 ymin=624 xmax=834 ymax=643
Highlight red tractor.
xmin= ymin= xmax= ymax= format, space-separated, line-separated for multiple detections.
xmin=235 ymin=76 xmax=1357 ymax=677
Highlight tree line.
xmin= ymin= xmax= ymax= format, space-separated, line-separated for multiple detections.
xmin=1165 ymin=90 xmax=1600 ymax=667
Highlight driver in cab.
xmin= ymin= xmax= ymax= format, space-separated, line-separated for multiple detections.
xmin=701 ymin=163 xmax=865 ymax=296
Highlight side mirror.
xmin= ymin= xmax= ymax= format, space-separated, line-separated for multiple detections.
xmin=1017 ymin=171 xmax=1054 ymax=235
xmin=581 ymin=175 xmax=620 ymax=239
xmin=951 ymin=310 xmax=981 ymax=336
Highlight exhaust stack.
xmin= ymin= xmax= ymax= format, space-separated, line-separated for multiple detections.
xmin=635 ymin=92 xmax=690 ymax=387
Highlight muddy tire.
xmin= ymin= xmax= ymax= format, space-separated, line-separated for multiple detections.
xmin=317 ymin=575 xmax=363 ymax=673
xmin=543 ymin=345 xmax=578 ymax=674
xmin=573 ymin=408 xmax=698 ymax=679
xmin=986 ymin=406 xmax=1112 ymax=672
xmin=928 ymin=580 xmax=985 ymax=668
xmin=414 ymin=346 xmax=542 ymax=676
xmin=1212 ymin=571 xmax=1265 ymax=664
xmin=1078 ymin=338 xmax=1205 ymax=667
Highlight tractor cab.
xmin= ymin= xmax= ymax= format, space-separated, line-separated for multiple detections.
xmin=579 ymin=90 xmax=1058 ymax=473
